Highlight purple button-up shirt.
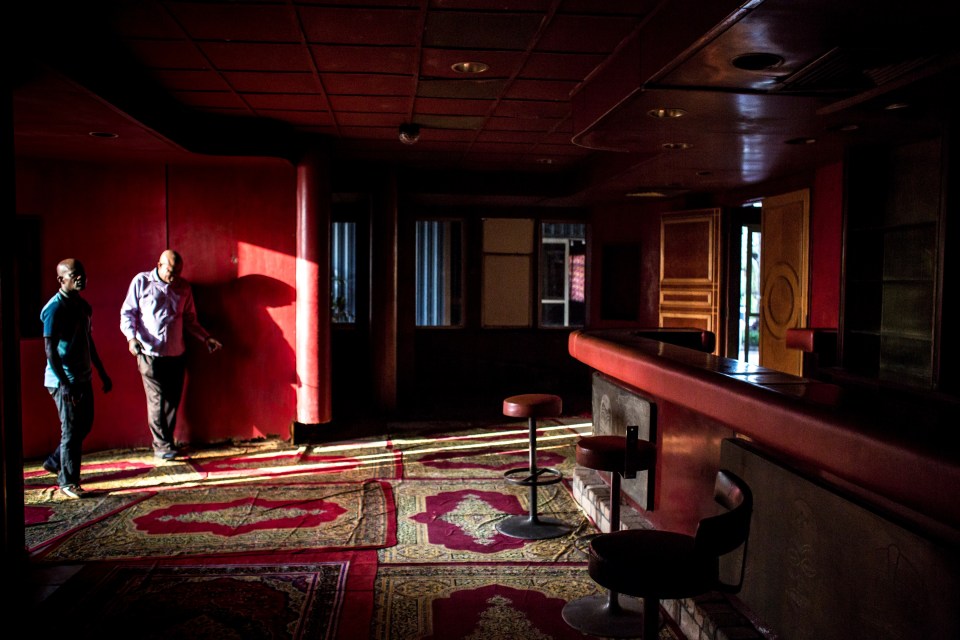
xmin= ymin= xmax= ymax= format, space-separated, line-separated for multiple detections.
xmin=120 ymin=268 xmax=210 ymax=357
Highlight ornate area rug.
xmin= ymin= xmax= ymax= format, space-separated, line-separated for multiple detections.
xmin=24 ymin=486 xmax=152 ymax=553
xmin=24 ymin=453 xmax=203 ymax=492
xmin=38 ymin=480 xmax=396 ymax=561
xmin=396 ymin=423 xmax=589 ymax=480
xmin=37 ymin=551 xmax=377 ymax=640
xmin=189 ymin=442 xmax=402 ymax=482
xmin=372 ymin=563 xmax=683 ymax=640
xmin=380 ymin=478 xmax=593 ymax=564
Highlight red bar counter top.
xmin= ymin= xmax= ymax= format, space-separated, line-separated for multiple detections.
xmin=568 ymin=329 xmax=960 ymax=543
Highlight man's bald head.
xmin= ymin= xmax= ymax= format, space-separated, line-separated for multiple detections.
xmin=56 ymin=258 xmax=86 ymax=293
xmin=157 ymin=250 xmax=184 ymax=284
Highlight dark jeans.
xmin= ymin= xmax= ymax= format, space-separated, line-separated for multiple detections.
xmin=137 ymin=354 xmax=186 ymax=454
xmin=45 ymin=380 xmax=94 ymax=488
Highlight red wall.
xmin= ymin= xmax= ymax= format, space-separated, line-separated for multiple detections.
xmin=810 ymin=162 xmax=843 ymax=328
xmin=588 ymin=200 xmax=674 ymax=328
xmin=16 ymin=157 xmax=297 ymax=459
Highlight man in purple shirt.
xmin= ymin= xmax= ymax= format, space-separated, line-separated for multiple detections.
xmin=42 ymin=258 xmax=112 ymax=498
xmin=120 ymin=250 xmax=222 ymax=460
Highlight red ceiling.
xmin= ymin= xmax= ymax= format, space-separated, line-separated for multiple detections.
xmin=12 ymin=0 xmax=960 ymax=204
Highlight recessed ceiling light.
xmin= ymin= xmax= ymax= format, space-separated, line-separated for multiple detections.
xmin=536 ymin=158 xmax=554 ymax=165
xmin=451 ymin=61 xmax=489 ymax=74
xmin=884 ymin=102 xmax=910 ymax=111
xmin=661 ymin=142 xmax=692 ymax=150
xmin=696 ymin=170 xmax=712 ymax=176
xmin=731 ymin=52 xmax=785 ymax=72
xmin=88 ymin=131 xmax=118 ymax=139
xmin=785 ymin=137 xmax=817 ymax=145
xmin=648 ymin=108 xmax=687 ymax=119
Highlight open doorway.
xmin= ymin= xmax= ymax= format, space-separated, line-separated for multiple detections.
xmin=725 ymin=204 xmax=762 ymax=364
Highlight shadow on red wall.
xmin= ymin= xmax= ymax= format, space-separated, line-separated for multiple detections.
xmin=181 ymin=274 xmax=298 ymax=444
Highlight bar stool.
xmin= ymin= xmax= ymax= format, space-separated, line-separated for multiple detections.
xmin=575 ymin=470 xmax=753 ymax=639
xmin=497 ymin=393 xmax=571 ymax=540
xmin=562 ymin=425 xmax=657 ymax=637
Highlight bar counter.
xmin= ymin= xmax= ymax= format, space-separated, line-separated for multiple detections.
xmin=568 ymin=328 xmax=960 ymax=543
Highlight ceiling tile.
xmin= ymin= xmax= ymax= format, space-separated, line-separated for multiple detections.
xmin=416 ymin=97 xmax=493 ymax=116
xmin=259 ymin=110 xmax=335 ymax=127
xmin=414 ymin=114 xmax=486 ymax=130
xmin=199 ymin=43 xmax=313 ymax=72
xmin=429 ymin=0 xmax=552 ymax=10
xmin=417 ymin=78 xmax=507 ymax=99
xmin=224 ymin=72 xmax=321 ymax=94
xmin=323 ymin=74 xmax=416 ymax=95
xmin=424 ymin=12 xmax=543 ymax=49
xmin=485 ymin=115 xmax=562 ymax=131
xmin=505 ymin=78 xmax=577 ymax=100
xmin=311 ymin=45 xmax=417 ymax=74
xmin=166 ymin=3 xmax=302 ymax=42
xmin=337 ymin=112 xmax=405 ymax=127
xmin=299 ymin=7 xmax=422 ymax=45
xmin=537 ymin=15 xmax=639 ymax=53
xmin=244 ymin=93 xmax=329 ymax=111
xmin=494 ymin=100 xmax=570 ymax=118
xmin=111 ymin=2 xmax=184 ymax=39
xmin=328 ymin=95 xmax=409 ymax=113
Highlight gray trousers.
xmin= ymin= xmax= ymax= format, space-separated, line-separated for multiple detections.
xmin=137 ymin=354 xmax=186 ymax=454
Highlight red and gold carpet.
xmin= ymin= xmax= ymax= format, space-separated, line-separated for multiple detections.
xmin=36 ymin=551 xmax=377 ymax=640
xmin=25 ymin=422 xmax=694 ymax=638
xmin=38 ymin=480 xmax=396 ymax=561
xmin=380 ymin=478 xmax=591 ymax=564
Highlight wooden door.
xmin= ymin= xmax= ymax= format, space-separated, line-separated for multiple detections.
xmin=759 ymin=189 xmax=810 ymax=375
xmin=659 ymin=209 xmax=721 ymax=353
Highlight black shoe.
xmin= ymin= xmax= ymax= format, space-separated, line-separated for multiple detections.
xmin=154 ymin=450 xmax=178 ymax=461
xmin=42 ymin=460 xmax=60 ymax=476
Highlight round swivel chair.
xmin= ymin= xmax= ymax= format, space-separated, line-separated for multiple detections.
xmin=575 ymin=469 xmax=753 ymax=638
xmin=562 ymin=425 xmax=657 ymax=636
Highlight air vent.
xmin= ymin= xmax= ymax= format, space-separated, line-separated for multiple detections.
xmin=778 ymin=47 xmax=940 ymax=96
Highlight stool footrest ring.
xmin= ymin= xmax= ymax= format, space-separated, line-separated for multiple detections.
xmin=503 ymin=467 xmax=563 ymax=486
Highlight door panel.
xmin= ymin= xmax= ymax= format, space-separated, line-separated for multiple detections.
xmin=659 ymin=209 xmax=721 ymax=351
xmin=759 ymin=190 xmax=810 ymax=375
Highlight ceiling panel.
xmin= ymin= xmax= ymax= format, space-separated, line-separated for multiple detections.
xmin=13 ymin=0 xmax=959 ymax=204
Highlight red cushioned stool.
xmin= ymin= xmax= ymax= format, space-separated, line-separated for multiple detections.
xmin=496 ymin=393 xmax=571 ymax=540
xmin=562 ymin=425 xmax=657 ymax=637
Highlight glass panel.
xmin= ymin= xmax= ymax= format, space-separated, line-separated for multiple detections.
xmin=331 ymin=221 xmax=356 ymax=324
xmin=416 ymin=220 xmax=463 ymax=327
xmin=539 ymin=222 xmax=586 ymax=327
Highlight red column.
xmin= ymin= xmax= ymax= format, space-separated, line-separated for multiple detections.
xmin=295 ymin=148 xmax=331 ymax=426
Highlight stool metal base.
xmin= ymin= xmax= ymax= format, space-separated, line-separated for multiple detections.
xmin=503 ymin=466 xmax=563 ymax=486
xmin=496 ymin=514 xmax=572 ymax=540
xmin=561 ymin=593 xmax=649 ymax=638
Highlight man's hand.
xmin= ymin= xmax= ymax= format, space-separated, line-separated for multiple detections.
xmin=206 ymin=337 xmax=223 ymax=353
xmin=100 ymin=373 xmax=113 ymax=393
xmin=128 ymin=339 xmax=143 ymax=356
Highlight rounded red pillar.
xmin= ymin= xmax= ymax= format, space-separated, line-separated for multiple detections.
xmin=295 ymin=148 xmax=331 ymax=426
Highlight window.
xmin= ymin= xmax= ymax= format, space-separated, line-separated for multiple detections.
xmin=416 ymin=220 xmax=463 ymax=326
xmin=540 ymin=222 xmax=586 ymax=327
xmin=331 ymin=221 xmax=356 ymax=324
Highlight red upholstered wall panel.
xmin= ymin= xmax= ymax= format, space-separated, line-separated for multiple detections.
xmin=17 ymin=157 xmax=297 ymax=458
xmin=810 ymin=162 xmax=843 ymax=328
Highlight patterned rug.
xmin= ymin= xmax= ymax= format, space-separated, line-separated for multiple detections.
xmin=36 ymin=551 xmax=377 ymax=640
xmin=396 ymin=423 xmax=588 ymax=480
xmin=38 ymin=480 xmax=396 ymax=561
xmin=24 ymin=486 xmax=153 ymax=552
xmin=371 ymin=563 xmax=682 ymax=640
xmin=380 ymin=478 xmax=593 ymax=564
